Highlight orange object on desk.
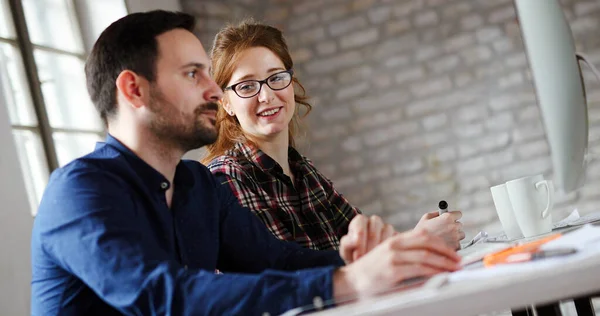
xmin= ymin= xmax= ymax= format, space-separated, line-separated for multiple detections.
xmin=483 ymin=233 xmax=563 ymax=267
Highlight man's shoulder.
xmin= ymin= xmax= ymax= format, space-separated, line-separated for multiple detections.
xmin=182 ymin=159 xmax=218 ymax=183
xmin=45 ymin=146 xmax=132 ymax=194
xmin=34 ymin=147 xmax=135 ymax=236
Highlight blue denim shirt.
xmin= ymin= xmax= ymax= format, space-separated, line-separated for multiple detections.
xmin=31 ymin=135 xmax=343 ymax=315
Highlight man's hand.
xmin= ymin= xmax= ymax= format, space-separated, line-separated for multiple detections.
xmin=333 ymin=229 xmax=461 ymax=299
xmin=339 ymin=215 xmax=396 ymax=264
xmin=414 ymin=210 xmax=465 ymax=250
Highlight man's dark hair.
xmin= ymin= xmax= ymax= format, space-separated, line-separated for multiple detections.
xmin=85 ymin=10 xmax=195 ymax=126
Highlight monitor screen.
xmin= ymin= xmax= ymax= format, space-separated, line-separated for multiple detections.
xmin=515 ymin=0 xmax=589 ymax=194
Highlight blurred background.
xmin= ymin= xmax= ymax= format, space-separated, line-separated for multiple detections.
xmin=183 ymin=0 xmax=600 ymax=235
xmin=2 ymin=0 xmax=600 ymax=313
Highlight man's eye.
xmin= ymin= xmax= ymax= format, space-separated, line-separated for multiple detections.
xmin=187 ymin=70 xmax=197 ymax=79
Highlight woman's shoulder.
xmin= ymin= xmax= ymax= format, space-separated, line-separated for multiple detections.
xmin=206 ymin=153 xmax=240 ymax=171
xmin=205 ymin=151 xmax=254 ymax=177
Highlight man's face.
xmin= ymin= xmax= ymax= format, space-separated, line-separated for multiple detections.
xmin=146 ymin=29 xmax=223 ymax=152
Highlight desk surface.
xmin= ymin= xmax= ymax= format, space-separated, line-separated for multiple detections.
xmin=306 ymin=226 xmax=600 ymax=316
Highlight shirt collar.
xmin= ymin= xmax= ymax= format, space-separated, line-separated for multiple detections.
xmin=98 ymin=134 xmax=194 ymax=193
xmin=233 ymin=141 xmax=306 ymax=174
xmin=287 ymin=146 xmax=306 ymax=171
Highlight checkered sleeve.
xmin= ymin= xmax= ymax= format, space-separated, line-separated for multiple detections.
xmin=207 ymin=157 xmax=291 ymax=241
xmin=306 ymin=159 xmax=361 ymax=237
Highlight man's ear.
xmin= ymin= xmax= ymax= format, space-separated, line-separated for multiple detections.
xmin=115 ymin=70 xmax=148 ymax=109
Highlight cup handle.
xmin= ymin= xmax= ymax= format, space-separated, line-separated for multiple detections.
xmin=535 ymin=180 xmax=554 ymax=219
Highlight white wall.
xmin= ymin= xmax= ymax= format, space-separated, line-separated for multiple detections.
xmin=125 ymin=0 xmax=182 ymax=13
xmin=0 ymin=68 xmax=34 ymax=315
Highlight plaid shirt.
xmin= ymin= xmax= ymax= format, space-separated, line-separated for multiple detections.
xmin=207 ymin=142 xmax=361 ymax=251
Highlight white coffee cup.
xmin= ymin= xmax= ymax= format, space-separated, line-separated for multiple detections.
xmin=490 ymin=183 xmax=523 ymax=239
xmin=505 ymin=174 xmax=555 ymax=237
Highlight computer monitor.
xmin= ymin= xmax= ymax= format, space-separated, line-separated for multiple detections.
xmin=515 ymin=0 xmax=599 ymax=194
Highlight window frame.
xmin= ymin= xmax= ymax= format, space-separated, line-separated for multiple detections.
xmin=7 ymin=0 xmax=60 ymax=171
xmin=2 ymin=0 xmax=180 ymax=215
xmin=3 ymin=0 xmax=128 ymax=215
xmin=6 ymin=0 xmax=112 ymax=170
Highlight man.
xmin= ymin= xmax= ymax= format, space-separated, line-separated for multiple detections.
xmin=31 ymin=10 xmax=461 ymax=315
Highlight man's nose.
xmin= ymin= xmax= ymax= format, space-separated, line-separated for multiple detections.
xmin=204 ymin=78 xmax=223 ymax=102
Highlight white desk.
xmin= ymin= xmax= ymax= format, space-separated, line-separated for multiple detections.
xmin=306 ymin=228 xmax=600 ymax=316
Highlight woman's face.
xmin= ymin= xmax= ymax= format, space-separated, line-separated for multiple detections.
xmin=222 ymin=46 xmax=295 ymax=142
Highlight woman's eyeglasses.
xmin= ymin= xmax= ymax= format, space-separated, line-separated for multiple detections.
xmin=224 ymin=69 xmax=294 ymax=98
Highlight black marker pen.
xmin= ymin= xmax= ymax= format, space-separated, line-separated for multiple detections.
xmin=438 ymin=200 xmax=448 ymax=216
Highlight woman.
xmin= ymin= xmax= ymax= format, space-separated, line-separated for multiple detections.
xmin=203 ymin=20 xmax=464 ymax=251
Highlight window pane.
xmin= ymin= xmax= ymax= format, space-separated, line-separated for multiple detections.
xmin=22 ymin=0 xmax=83 ymax=53
xmin=77 ymin=0 xmax=127 ymax=52
xmin=87 ymin=0 xmax=127 ymax=39
xmin=34 ymin=49 xmax=103 ymax=131
xmin=0 ymin=0 xmax=16 ymax=38
xmin=53 ymin=132 xmax=103 ymax=167
xmin=0 ymin=43 xmax=37 ymax=126
xmin=12 ymin=129 xmax=50 ymax=216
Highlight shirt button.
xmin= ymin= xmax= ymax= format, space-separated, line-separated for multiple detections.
xmin=184 ymin=265 xmax=188 ymax=270
xmin=262 ymin=313 xmax=270 ymax=316
xmin=160 ymin=182 xmax=169 ymax=190
xmin=313 ymin=296 xmax=324 ymax=310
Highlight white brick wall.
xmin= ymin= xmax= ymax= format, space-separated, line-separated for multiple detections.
xmin=185 ymin=0 xmax=600 ymax=238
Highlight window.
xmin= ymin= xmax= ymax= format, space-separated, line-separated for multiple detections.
xmin=0 ymin=0 xmax=127 ymax=215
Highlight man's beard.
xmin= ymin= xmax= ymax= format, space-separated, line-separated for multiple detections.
xmin=147 ymin=87 xmax=219 ymax=152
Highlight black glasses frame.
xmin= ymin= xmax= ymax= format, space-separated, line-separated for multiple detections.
xmin=224 ymin=69 xmax=294 ymax=98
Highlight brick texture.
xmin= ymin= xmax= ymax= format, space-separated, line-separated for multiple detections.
xmin=183 ymin=0 xmax=600 ymax=238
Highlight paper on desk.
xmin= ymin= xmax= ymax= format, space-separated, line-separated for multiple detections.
xmin=564 ymin=212 xmax=600 ymax=227
xmin=449 ymin=224 xmax=600 ymax=284
xmin=542 ymin=224 xmax=600 ymax=250
xmin=552 ymin=209 xmax=581 ymax=229
xmin=484 ymin=209 xmax=583 ymax=243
